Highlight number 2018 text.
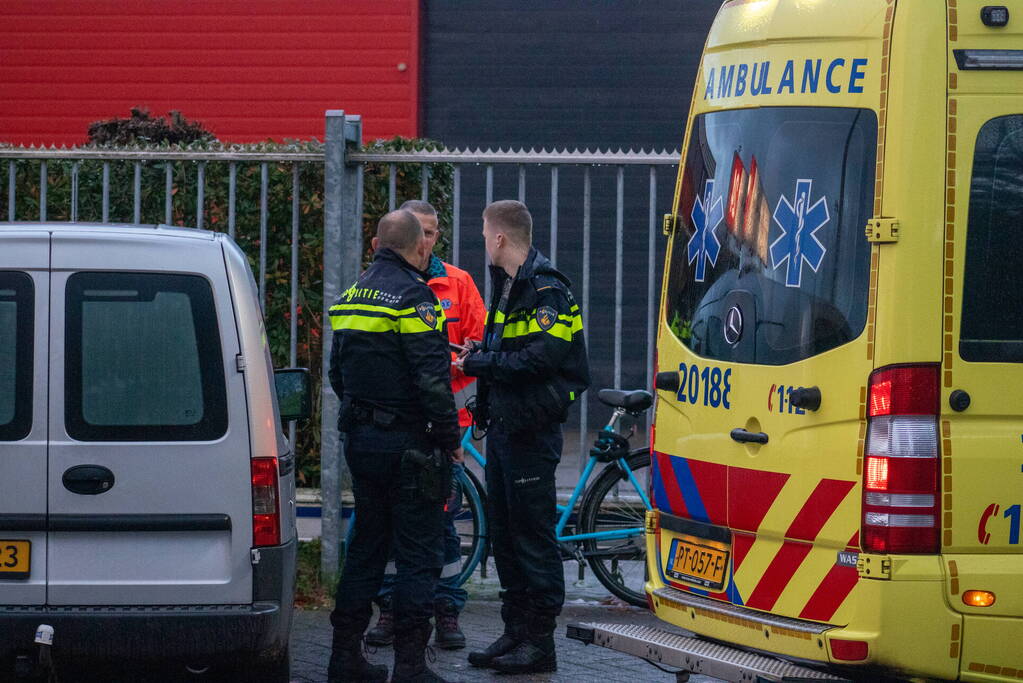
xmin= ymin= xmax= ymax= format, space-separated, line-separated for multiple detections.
xmin=676 ymin=363 xmax=732 ymax=409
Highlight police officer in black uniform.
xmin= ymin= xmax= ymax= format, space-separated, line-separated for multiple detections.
xmin=456 ymin=200 xmax=590 ymax=674
xmin=326 ymin=210 xmax=462 ymax=683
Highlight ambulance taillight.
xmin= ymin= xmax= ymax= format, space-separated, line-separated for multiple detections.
xmin=861 ymin=364 xmax=941 ymax=554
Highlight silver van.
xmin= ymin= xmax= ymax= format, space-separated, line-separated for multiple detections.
xmin=0 ymin=223 xmax=307 ymax=681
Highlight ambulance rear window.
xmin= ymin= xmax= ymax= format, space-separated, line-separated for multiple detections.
xmin=665 ymin=107 xmax=877 ymax=365
xmin=961 ymin=115 xmax=1023 ymax=363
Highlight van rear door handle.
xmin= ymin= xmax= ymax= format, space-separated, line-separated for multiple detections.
xmin=730 ymin=428 xmax=768 ymax=445
xmin=63 ymin=465 xmax=116 ymax=495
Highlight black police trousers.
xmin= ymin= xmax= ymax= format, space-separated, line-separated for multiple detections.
xmin=485 ymin=422 xmax=564 ymax=619
xmin=330 ymin=425 xmax=445 ymax=637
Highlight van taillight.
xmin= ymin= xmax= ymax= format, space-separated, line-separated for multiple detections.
xmin=252 ymin=457 xmax=281 ymax=547
xmin=862 ymin=364 xmax=940 ymax=554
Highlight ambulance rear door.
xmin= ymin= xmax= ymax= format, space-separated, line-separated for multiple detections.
xmin=653 ymin=103 xmax=879 ymax=624
xmin=940 ymin=7 xmax=1023 ymax=670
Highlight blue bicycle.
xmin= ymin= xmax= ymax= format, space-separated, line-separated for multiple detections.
xmin=451 ymin=388 xmax=653 ymax=607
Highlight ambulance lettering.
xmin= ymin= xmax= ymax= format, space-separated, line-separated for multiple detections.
xmin=704 ymin=57 xmax=868 ymax=100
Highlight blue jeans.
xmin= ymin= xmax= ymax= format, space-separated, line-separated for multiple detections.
xmin=377 ymin=463 xmax=468 ymax=611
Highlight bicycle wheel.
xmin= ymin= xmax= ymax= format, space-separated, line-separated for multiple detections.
xmin=578 ymin=449 xmax=650 ymax=607
xmin=451 ymin=466 xmax=488 ymax=587
xmin=342 ymin=467 xmax=486 ymax=587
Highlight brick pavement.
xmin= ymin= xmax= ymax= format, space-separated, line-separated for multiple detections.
xmin=290 ymin=599 xmax=717 ymax=683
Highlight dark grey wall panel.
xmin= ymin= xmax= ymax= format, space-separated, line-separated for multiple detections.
xmin=421 ymin=1 xmax=720 ymax=440
xmin=423 ymin=1 xmax=721 ymax=150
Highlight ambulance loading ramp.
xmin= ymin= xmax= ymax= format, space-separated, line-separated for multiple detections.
xmin=566 ymin=622 xmax=849 ymax=682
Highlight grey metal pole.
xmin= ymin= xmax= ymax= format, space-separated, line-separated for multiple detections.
xmin=7 ymin=161 xmax=14 ymax=222
xmin=549 ymin=166 xmax=558 ymax=267
xmin=484 ymin=165 xmax=494 ymax=301
xmin=196 ymin=162 xmax=206 ymax=230
xmin=133 ymin=162 xmax=142 ymax=224
xmin=518 ymin=164 xmax=525 ymax=203
xmin=421 ymin=164 xmax=430 ymax=201
xmin=101 ymin=162 xmax=110 ymax=223
xmin=614 ymin=166 xmax=624 ymax=390
xmin=321 ymin=110 xmax=362 ymax=582
xmin=647 ymin=166 xmax=657 ymax=396
xmin=580 ymin=167 xmax=591 ymax=472
xmin=646 ymin=166 xmax=658 ymax=469
xmin=70 ymin=162 xmax=79 ymax=223
xmin=290 ymin=163 xmax=301 ymax=449
xmin=165 ymin=163 xmax=173 ymax=225
xmin=452 ymin=166 xmax=461 ymax=267
xmin=39 ymin=161 xmax=46 ymax=222
xmin=259 ymin=162 xmax=269 ymax=309
xmin=389 ymin=164 xmax=397 ymax=211
xmin=228 ymin=163 xmax=237 ymax=238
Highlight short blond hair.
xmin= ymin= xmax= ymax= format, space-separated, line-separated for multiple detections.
xmin=483 ymin=200 xmax=532 ymax=248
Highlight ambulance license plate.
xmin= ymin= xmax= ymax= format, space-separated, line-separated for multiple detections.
xmin=0 ymin=540 xmax=30 ymax=579
xmin=666 ymin=534 xmax=728 ymax=590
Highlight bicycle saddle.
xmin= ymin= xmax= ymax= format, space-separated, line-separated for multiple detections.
xmin=597 ymin=389 xmax=653 ymax=412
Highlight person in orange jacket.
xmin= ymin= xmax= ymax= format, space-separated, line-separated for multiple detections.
xmin=365 ymin=199 xmax=486 ymax=650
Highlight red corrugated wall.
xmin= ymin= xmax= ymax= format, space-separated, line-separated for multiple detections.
xmin=0 ymin=0 xmax=420 ymax=145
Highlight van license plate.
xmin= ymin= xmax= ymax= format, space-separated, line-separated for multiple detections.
xmin=0 ymin=540 xmax=30 ymax=579
xmin=666 ymin=535 xmax=728 ymax=590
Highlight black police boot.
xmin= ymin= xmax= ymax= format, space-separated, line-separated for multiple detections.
xmin=364 ymin=596 xmax=394 ymax=646
xmin=433 ymin=598 xmax=466 ymax=650
xmin=490 ymin=613 xmax=557 ymax=674
xmin=466 ymin=604 xmax=524 ymax=668
xmin=327 ymin=630 xmax=388 ymax=683
xmin=392 ymin=622 xmax=447 ymax=683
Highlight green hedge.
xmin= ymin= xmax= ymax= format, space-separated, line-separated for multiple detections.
xmin=0 ymin=137 xmax=453 ymax=487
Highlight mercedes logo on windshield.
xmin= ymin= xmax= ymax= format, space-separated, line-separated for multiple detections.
xmin=724 ymin=306 xmax=743 ymax=345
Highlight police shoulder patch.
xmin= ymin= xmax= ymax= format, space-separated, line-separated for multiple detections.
xmin=416 ymin=301 xmax=438 ymax=328
xmin=536 ymin=305 xmax=557 ymax=331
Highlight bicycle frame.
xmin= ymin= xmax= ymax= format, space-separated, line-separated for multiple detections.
xmin=460 ymin=407 xmax=652 ymax=545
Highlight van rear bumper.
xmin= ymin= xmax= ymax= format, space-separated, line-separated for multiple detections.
xmin=0 ymin=601 xmax=284 ymax=661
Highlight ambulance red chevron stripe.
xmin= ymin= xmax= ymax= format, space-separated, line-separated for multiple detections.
xmin=743 ymin=477 xmax=856 ymax=611
xmin=654 ymin=454 xmax=860 ymax=620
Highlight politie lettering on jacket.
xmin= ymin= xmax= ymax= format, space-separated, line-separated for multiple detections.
xmin=341 ymin=284 xmax=402 ymax=306
xmin=703 ymin=58 xmax=869 ymax=100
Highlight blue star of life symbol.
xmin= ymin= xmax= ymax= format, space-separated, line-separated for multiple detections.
xmin=688 ymin=179 xmax=724 ymax=282
xmin=770 ymin=179 xmax=830 ymax=288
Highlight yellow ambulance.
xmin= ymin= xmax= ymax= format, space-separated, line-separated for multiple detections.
xmin=570 ymin=0 xmax=1023 ymax=679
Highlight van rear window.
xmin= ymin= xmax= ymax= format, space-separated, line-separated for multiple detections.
xmin=65 ymin=272 xmax=228 ymax=441
xmin=961 ymin=115 xmax=1023 ymax=362
xmin=0 ymin=272 xmax=33 ymax=441
xmin=665 ymin=107 xmax=877 ymax=365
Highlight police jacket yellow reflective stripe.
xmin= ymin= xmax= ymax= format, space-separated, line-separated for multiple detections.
xmin=463 ymin=247 xmax=590 ymax=425
xmin=327 ymin=248 xmax=460 ymax=452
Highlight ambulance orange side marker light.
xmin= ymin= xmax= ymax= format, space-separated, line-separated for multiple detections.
xmin=963 ymin=590 xmax=996 ymax=607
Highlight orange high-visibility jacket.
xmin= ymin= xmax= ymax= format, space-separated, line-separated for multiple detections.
xmin=427 ymin=256 xmax=486 ymax=427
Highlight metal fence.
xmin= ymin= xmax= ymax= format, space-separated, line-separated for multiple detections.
xmin=0 ymin=142 xmax=322 ymax=453
xmin=0 ymin=109 xmax=679 ymax=578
